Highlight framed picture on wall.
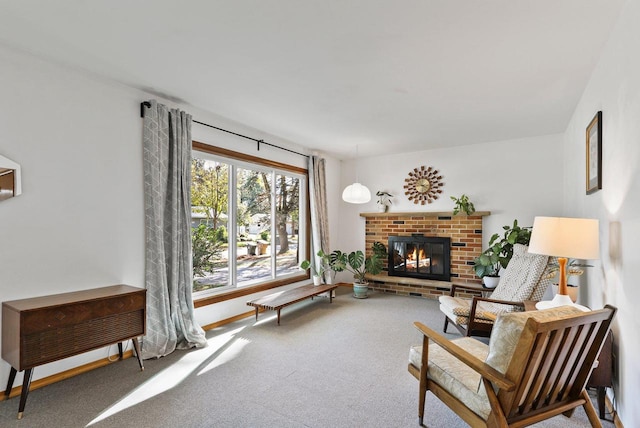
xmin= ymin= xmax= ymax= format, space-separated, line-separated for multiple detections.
xmin=586 ymin=111 xmax=602 ymax=194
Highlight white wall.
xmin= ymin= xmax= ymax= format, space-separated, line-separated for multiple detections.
xmin=561 ymin=0 xmax=639 ymax=425
xmin=0 ymin=44 xmax=335 ymax=388
xmin=0 ymin=45 xmax=148 ymax=387
xmin=335 ymin=134 xmax=565 ymax=266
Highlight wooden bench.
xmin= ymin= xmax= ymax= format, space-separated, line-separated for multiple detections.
xmin=247 ymin=284 xmax=338 ymax=325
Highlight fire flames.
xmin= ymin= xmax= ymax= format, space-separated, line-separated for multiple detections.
xmin=406 ymin=247 xmax=430 ymax=270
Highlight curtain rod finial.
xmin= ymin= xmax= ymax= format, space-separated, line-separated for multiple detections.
xmin=140 ymin=101 xmax=151 ymax=118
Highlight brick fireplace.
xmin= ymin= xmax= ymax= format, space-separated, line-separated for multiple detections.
xmin=362 ymin=211 xmax=490 ymax=300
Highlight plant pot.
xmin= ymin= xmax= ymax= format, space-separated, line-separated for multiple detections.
xmin=552 ymin=284 xmax=579 ymax=303
xmin=483 ymin=276 xmax=500 ymax=289
xmin=324 ymin=272 xmax=333 ymax=285
xmin=353 ymin=282 xmax=369 ymax=299
xmin=313 ymin=275 xmax=322 ymax=286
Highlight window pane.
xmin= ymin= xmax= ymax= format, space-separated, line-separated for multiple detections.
xmin=191 ymin=159 xmax=230 ymax=292
xmin=192 ymin=144 xmax=308 ymax=297
xmin=237 ymin=167 xmax=272 ymax=285
xmin=275 ymin=174 xmax=300 ymax=277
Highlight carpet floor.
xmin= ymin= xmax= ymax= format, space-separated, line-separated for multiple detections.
xmin=0 ymin=287 xmax=616 ymax=427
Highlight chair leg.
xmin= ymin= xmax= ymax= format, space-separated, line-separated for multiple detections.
xmin=418 ymin=370 xmax=428 ymax=426
xmin=580 ymin=389 xmax=603 ymax=428
xmin=443 ymin=316 xmax=449 ymax=333
xmin=418 ymin=385 xmax=426 ymax=426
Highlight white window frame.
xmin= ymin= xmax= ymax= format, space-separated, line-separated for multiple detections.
xmin=191 ymin=142 xmax=309 ymax=301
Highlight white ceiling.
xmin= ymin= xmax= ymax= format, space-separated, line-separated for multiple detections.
xmin=0 ymin=1 xmax=624 ymax=159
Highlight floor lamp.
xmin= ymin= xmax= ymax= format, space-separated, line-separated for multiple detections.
xmin=528 ymin=216 xmax=599 ymax=310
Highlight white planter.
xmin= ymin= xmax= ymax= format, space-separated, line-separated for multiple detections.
xmin=313 ymin=275 xmax=322 ymax=286
xmin=483 ymin=276 xmax=500 ymax=289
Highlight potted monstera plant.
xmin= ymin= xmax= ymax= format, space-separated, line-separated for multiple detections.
xmin=300 ymin=249 xmax=331 ymax=285
xmin=330 ymin=242 xmax=386 ymax=298
xmin=472 ymin=219 xmax=532 ymax=288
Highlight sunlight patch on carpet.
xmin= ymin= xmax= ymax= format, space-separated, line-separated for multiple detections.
xmin=85 ymin=326 xmax=246 ymax=426
xmin=197 ymin=337 xmax=250 ymax=376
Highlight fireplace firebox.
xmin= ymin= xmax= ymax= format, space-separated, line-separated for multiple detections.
xmin=388 ymin=235 xmax=451 ymax=281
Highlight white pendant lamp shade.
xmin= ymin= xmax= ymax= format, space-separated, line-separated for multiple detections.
xmin=342 ymin=144 xmax=371 ymax=204
xmin=342 ymin=182 xmax=371 ymax=204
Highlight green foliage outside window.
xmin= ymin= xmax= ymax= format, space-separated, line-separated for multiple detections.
xmin=192 ymin=224 xmax=224 ymax=277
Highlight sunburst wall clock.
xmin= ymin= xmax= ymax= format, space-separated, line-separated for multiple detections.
xmin=404 ymin=165 xmax=444 ymax=205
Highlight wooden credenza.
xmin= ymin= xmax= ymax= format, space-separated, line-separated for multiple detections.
xmin=2 ymin=284 xmax=146 ymax=419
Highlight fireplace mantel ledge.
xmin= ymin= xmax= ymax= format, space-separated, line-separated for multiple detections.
xmin=359 ymin=211 xmax=490 ymax=218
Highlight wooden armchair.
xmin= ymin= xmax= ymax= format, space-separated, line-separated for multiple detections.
xmin=439 ymin=244 xmax=551 ymax=337
xmin=408 ymin=305 xmax=617 ymax=427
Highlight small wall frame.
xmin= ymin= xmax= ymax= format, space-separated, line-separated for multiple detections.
xmin=586 ymin=111 xmax=602 ymax=194
xmin=0 ymin=154 xmax=22 ymax=202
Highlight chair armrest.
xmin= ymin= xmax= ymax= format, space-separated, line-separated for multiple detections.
xmin=413 ymin=321 xmax=515 ymax=391
xmin=468 ymin=297 xmax=525 ymax=322
xmin=470 ymin=296 xmax=525 ymax=310
xmin=450 ymin=283 xmax=487 ymax=297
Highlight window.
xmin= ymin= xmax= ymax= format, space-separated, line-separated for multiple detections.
xmin=191 ymin=142 xmax=308 ymax=298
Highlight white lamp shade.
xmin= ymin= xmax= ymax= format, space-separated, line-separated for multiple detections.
xmin=528 ymin=216 xmax=599 ymax=260
xmin=342 ymin=182 xmax=371 ymax=204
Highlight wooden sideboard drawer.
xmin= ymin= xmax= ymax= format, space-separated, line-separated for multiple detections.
xmin=21 ymin=309 xmax=144 ymax=368
xmin=20 ymin=293 xmax=145 ymax=335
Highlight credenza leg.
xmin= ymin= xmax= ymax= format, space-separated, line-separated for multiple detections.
xmin=118 ymin=342 xmax=124 ymax=359
xmin=5 ymin=367 xmax=17 ymax=398
xmin=17 ymin=368 xmax=33 ymax=419
xmin=131 ymin=338 xmax=145 ymax=371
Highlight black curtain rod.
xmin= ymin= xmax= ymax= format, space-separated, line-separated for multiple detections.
xmin=140 ymin=101 xmax=309 ymax=159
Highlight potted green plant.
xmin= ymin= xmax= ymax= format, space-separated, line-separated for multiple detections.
xmin=450 ymin=194 xmax=476 ymax=216
xmin=330 ymin=242 xmax=385 ymax=298
xmin=371 ymin=241 xmax=388 ymax=261
xmin=300 ymin=249 xmax=331 ymax=285
xmin=472 ymin=249 xmax=501 ymax=288
xmin=545 ymin=258 xmax=593 ymax=302
xmin=376 ymin=191 xmax=393 ymax=213
xmin=472 ymin=219 xmax=532 ymax=287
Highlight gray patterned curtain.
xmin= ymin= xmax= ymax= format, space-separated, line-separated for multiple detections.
xmin=308 ymin=155 xmax=330 ymax=281
xmin=141 ymin=100 xmax=207 ymax=359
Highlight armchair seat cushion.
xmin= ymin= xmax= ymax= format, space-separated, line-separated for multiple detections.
xmin=409 ymin=337 xmax=491 ymax=419
xmin=439 ymin=296 xmax=517 ymax=324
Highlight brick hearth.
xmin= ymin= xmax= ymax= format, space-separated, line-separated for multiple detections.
xmin=361 ymin=211 xmax=490 ymax=299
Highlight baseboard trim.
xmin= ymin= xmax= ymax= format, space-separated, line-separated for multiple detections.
xmin=0 ymin=350 xmax=135 ymax=401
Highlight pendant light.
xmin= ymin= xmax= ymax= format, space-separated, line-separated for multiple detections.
xmin=342 ymin=145 xmax=371 ymax=204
